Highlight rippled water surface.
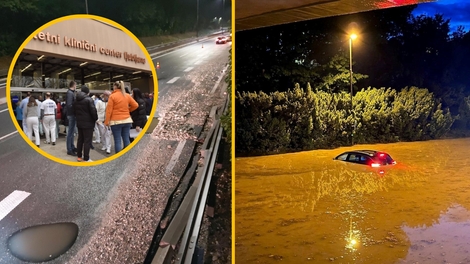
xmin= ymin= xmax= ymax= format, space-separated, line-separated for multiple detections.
xmin=235 ymin=138 xmax=470 ymax=263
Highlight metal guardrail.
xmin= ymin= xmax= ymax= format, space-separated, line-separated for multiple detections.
xmin=175 ymin=122 xmax=223 ymax=264
xmin=149 ymin=118 xmax=223 ymax=264
xmin=150 ymin=81 xmax=229 ymax=264
xmin=146 ymin=30 xmax=227 ymax=51
xmin=174 ymin=76 xmax=229 ymax=264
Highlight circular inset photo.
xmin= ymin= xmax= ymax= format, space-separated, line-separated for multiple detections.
xmin=6 ymin=15 xmax=158 ymax=166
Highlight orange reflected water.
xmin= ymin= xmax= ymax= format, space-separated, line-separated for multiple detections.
xmin=235 ymin=138 xmax=470 ymax=263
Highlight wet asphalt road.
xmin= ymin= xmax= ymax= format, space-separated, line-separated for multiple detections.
xmin=0 ymin=39 xmax=231 ymax=263
xmin=0 ymin=103 xmax=16 ymax=140
xmin=151 ymin=37 xmax=230 ymax=101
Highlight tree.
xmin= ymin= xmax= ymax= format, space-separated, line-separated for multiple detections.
xmin=315 ymin=54 xmax=368 ymax=93
xmin=236 ymin=4 xmax=416 ymax=94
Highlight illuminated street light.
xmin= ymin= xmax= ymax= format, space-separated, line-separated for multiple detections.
xmin=196 ymin=0 xmax=199 ymax=38
xmin=349 ymin=33 xmax=357 ymax=145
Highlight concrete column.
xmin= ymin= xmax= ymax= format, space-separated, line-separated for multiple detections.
xmin=11 ymin=68 xmax=22 ymax=87
xmin=49 ymin=70 xmax=60 ymax=89
xmin=33 ymin=70 xmax=42 ymax=88
xmin=66 ymin=73 xmax=74 ymax=88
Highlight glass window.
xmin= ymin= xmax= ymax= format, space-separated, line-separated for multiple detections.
xmin=348 ymin=154 xmax=360 ymax=162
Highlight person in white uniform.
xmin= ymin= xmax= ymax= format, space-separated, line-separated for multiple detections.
xmin=23 ymin=96 xmax=40 ymax=147
xmin=96 ymin=91 xmax=111 ymax=154
xmin=36 ymin=97 xmax=43 ymax=137
xmin=19 ymin=92 xmax=31 ymax=132
xmin=40 ymin=92 xmax=57 ymax=145
xmin=92 ymin=94 xmax=101 ymax=144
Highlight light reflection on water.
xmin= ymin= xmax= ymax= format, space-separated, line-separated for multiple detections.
xmin=235 ymin=138 xmax=470 ymax=263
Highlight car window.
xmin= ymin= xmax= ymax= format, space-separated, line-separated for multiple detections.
xmin=359 ymin=155 xmax=371 ymax=165
xmin=336 ymin=154 xmax=348 ymax=160
xmin=347 ymin=154 xmax=360 ymax=162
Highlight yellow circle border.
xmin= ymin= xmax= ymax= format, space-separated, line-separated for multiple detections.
xmin=6 ymin=14 xmax=159 ymax=166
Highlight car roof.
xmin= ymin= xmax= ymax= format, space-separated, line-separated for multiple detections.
xmin=341 ymin=150 xmax=380 ymax=157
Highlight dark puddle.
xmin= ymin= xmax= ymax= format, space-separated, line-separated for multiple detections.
xmin=7 ymin=222 xmax=78 ymax=262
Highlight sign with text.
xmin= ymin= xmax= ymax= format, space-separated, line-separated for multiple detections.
xmin=32 ymin=32 xmax=146 ymax=64
xmin=23 ymin=19 xmax=151 ymax=73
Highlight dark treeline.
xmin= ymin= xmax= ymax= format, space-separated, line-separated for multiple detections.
xmin=235 ymin=4 xmax=470 ymax=154
xmin=0 ymin=0 xmax=230 ymax=57
xmin=235 ymin=5 xmax=470 ymax=116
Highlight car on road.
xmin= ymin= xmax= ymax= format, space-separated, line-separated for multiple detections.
xmin=334 ymin=150 xmax=396 ymax=167
xmin=216 ymin=36 xmax=227 ymax=44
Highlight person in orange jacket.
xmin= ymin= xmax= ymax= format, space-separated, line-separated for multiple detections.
xmin=105 ymin=81 xmax=138 ymax=153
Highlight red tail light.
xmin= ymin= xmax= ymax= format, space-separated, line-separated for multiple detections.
xmin=392 ymin=161 xmax=397 ymax=165
xmin=371 ymin=163 xmax=381 ymax=167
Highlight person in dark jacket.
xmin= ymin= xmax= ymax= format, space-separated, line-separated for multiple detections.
xmin=131 ymin=88 xmax=148 ymax=132
xmin=73 ymin=85 xmax=98 ymax=162
xmin=144 ymin=92 xmax=152 ymax=115
xmin=66 ymin=81 xmax=77 ymax=156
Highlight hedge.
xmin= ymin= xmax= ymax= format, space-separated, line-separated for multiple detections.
xmin=236 ymin=84 xmax=454 ymax=154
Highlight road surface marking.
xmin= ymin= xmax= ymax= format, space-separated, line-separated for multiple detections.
xmin=150 ymin=38 xmax=213 ymax=58
xmin=194 ymin=61 xmax=202 ymax=65
xmin=179 ymin=53 xmax=190 ymax=58
xmin=0 ymin=131 xmax=18 ymax=141
xmin=167 ymin=77 xmax=180 ymax=84
xmin=165 ymin=140 xmax=187 ymax=175
xmin=210 ymin=65 xmax=229 ymax=94
xmin=184 ymin=67 xmax=193 ymax=72
xmin=0 ymin=190 xmax=30 ymax=222
xmin=0 ymin=108 xmax=9 ymax=113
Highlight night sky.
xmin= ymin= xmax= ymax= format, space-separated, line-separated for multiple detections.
xmin=413 ymin=0 xmax=470 ymax=31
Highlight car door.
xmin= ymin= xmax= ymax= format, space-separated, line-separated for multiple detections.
xmin=346 ymin=153 xmax=361 ymax=164
xmin=344 ymin=153 xmax=374 ymax=173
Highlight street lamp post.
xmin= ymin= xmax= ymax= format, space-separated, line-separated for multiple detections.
xmin=196 ymin=0 xmax=199 ymax=38
xmin=349 ymin=34 xmax=357 ymax=145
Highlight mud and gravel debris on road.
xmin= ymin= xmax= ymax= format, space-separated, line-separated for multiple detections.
xmin=66 ymin=59 xmax=229 ymax=264
xmin=153 ymin=63 xmax=226 ymax=142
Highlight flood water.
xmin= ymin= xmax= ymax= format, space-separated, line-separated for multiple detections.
xmin=235 ymin=138 xmax=470 ymax=263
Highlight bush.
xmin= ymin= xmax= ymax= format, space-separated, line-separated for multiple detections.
xmin=235 ymin=85 xmax=454 ymax=154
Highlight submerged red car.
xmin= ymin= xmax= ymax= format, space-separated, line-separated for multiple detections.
xmin=334 ymin=150 xmax=397 ymax=167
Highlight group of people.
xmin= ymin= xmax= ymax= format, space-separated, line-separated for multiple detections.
xmin=65 ymin=80 xmax=148 ymax=162
xmin=17 ymin=92 xmax=59 ymax=148
xmin=15 ymin=80 xmax=150 ymax=162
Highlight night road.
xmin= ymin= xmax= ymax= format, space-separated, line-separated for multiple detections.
xmin=0 ymin=37 xmax=231 ymax=264
xmin=151 ymin=36 xmax=231 ymax=112
xmin=235 ymin=138 xmax=470 ymax=264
